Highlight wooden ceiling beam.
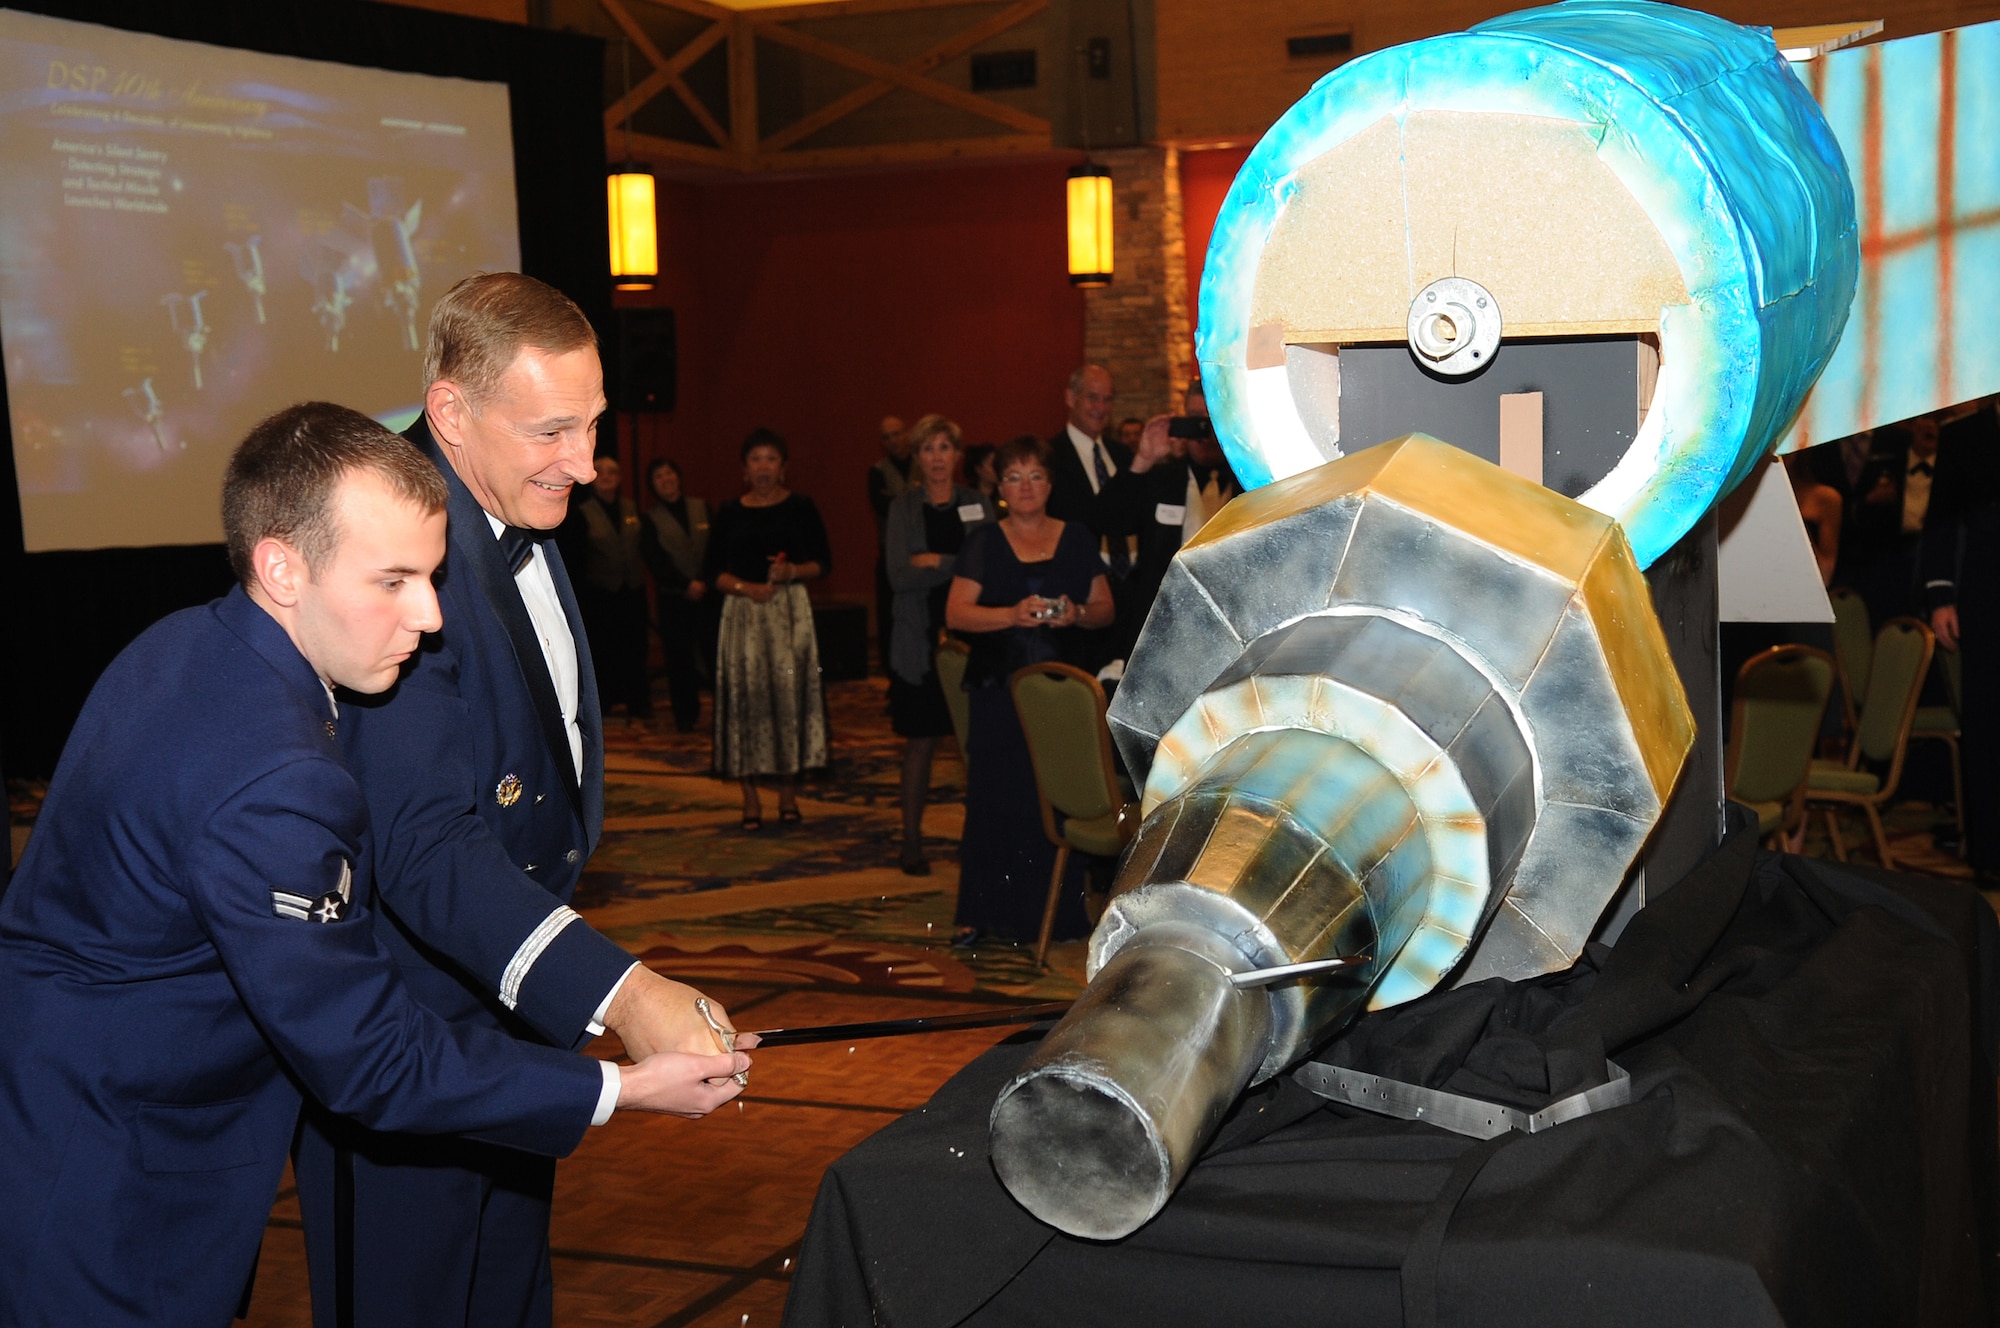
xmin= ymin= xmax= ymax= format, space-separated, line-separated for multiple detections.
xmin=747 ymin=0 xmax=1018 ymax=25
xmin=751 ymin=130 xmax=1054 ymax=171
xmin=760 ymin=0 xmax=1043 ymax=152
xmin=753 ymin=15 xmax=1047 ymax=137
xmin=615 ymin=128 xmax=739 ymax=169
xmin=631 ymin=0 xmax=736 ymax=23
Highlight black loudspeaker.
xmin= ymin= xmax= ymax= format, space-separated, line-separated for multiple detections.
xmin=614 ymin=308 xmax=677 ymax=412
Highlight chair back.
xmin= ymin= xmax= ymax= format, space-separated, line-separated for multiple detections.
xmin=1852 ymin=617 xmax=1935 ymax=774
xmin=1010 ymin=662 xmax=1121 ymax=845
xmin=1827 ymin=587 xmax=1872 ymax=722
xmin=934 ymin=639 xmax=973 ymax=771
xmin=1940 ymin=645 xmax=1963 ymax=719
xmin=1726 ymin=645 xmax=1835 ymax=805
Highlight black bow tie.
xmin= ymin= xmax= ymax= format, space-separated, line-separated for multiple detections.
xmin=1910 ymin=460 xmax=1935 ymax=478
xmin=497 ymin=525 xmax=544 ymax=574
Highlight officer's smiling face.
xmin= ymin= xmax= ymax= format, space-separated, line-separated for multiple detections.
xmin=294 ymin=469 xmax=446 ymax=694
xmin=431 ymin=344 xmax=606 ymax=531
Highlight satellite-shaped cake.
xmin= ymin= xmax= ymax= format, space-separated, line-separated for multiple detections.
xmin=989 ymin=0 xmax=1859 ymax=1241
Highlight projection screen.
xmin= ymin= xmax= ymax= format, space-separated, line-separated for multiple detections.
xmin=0 ymin=8 xmax=520 ymax=552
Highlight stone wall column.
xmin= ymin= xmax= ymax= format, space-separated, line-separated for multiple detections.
xmin=1083 ymin=145 xmax=1193 ymax=418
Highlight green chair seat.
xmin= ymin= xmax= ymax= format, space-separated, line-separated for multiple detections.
xmin=1807 ymin=762 xmax=1880 ymax=795
xmin=1911 ymin=705 xmax=1957 ymax=736
xmin=1746 ymin=799 xmax=1785 ymax=835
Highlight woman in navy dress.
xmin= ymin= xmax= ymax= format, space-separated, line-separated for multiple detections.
xmin=945 ymin=436 xmax=1112 ymax=945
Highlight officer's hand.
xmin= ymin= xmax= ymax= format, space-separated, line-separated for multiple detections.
xmin=615 ymin=1050 xmax=753 ymax=1117
xmin=605 ymin=968 xmax=762 ymax=1060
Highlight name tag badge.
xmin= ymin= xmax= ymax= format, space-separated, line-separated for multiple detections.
xmin=957 ymin=504 xmax=985 ymax=523
xmin=1155 ymin=503 xmax=1187 ymax=525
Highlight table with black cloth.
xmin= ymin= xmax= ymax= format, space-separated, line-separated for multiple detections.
xmin=782 ymin=824 xmax=2000 ymax=1328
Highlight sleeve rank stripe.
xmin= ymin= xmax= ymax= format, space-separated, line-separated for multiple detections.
xmin=499 ymin=904 xmax=581 ymax=1010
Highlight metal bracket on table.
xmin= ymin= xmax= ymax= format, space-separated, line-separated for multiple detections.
xmin=1293 ymin=1059 xmax=1632 ymax=1140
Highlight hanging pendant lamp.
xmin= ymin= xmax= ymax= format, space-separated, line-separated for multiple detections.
xmin=608 ymin=38 xmax=657 ymax=292
xmin=608 ymin=167 xmax=657 ymax=291
xmin=1067 ymin=162 xmax=1113 ymax=288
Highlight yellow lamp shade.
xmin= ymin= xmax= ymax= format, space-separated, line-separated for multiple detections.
xmin=608 ymin=170 xmax=658 ymax=291
xmin=1067 ymin=164 xmax=1112 ymax=288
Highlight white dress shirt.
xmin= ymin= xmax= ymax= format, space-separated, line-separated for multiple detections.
xmin=1065 ymin=422 xmax=1113 ymax=493
xmin=485 ymin=512 xmax=584 ymax=778
xmin=1902 ymin=452 xmax=1935 ymax=535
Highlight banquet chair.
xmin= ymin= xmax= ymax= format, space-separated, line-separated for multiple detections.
xmin=1805 ymin=617 xmax=1934 ymax=869
xmin=1827 ymin=586 xmax=1872 ymax=734
xmin=1725 ymin=645 xmax=1836 ymax=850
xmin=934 ymin=638 xmax=973 ymax=776
xmin=1010 ymin=662 xmax=1135 ymax=967
xmin=1909 ymin=646 xmax=1964 ymax=856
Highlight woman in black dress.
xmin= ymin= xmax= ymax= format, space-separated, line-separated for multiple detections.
xmin=885 ymin=414 xmax=996 ymax=875
xmin=945 ymin=436 xmax=1112 ymax=944
xmin=701 ymin=429 xmax=832 ymax=829
xmin=638 ymin=457 xmax=711 ymax=733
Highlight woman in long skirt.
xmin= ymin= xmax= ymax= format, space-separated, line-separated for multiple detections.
xmin=701 ymin=428 xmax=832 ymax=829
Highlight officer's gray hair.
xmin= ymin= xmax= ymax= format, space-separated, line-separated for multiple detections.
xmin=1067 ymin=363 xmax=1110 ymax=395
xmin=223 ymin=402 xmax=447 ymax=588
xmin=422 ymin=271 xmax=597 ymax=406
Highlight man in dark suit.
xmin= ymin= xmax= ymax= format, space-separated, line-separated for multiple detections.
xmin=293 ymin=274 xmax=747 ymax=1327
xmin=1113 ymin=403 xmax=1241 ymax=660
xmin=868 ymin=415 xmax=911 ymax=673
xmin=561 ymin=452 xmax=653 ymax=725
xmin=1828 ymin=415 xmax=1938 ymax=623
xmin=1923 ymin=397 xmax=2000 ymax=878
xmin=0 ymin=403 xmax=748 ymax=1328
xmin=1045 ymin=364 xmax=1170 ymax=670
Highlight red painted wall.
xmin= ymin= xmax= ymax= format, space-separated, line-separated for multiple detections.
xmin=1179 ymin=145 xmax=1253 ymax=370
xmin=615 ymin=159 xmax=1087 ymax=601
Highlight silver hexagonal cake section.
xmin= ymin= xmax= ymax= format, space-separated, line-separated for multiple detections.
xmin=989 ymin=435 xmax=1693 ymax=1241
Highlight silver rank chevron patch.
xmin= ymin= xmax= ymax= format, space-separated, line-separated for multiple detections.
xmin=272 ymin=857 xmax=354 ymax=924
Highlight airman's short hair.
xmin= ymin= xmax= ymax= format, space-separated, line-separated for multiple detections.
xmin=222 ymin=402 xmax=447 ymax=588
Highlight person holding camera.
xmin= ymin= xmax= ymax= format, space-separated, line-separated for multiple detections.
xmin=945 ymin=436 xmax=1111 ymax=946
xmin=1113 ymin=389 xmax=1241 ymax=659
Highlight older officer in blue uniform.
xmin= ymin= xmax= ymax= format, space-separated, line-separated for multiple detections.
xmin=294 ymin=274 xmax=746 ymax=1326
xmin=0 ymin=403 xmax=751 ymax=1328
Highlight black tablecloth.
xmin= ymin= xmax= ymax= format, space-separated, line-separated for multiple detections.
xmin=782 ymin=822 xmax=2000 ymax=1328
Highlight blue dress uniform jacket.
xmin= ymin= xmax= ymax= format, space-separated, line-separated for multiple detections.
xmin=0 ymin=588 xmax=602 ymax=1328
xmin=333 ymin=418 xmax=636 ymax=1040
xmin=293 ymin=418 xmax=639 ymax=1327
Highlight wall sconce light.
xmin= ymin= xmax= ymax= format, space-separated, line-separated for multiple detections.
xmin=608 ymin=167 xmax=657 ymax=292
xmin=1067 ymin=162 xmax=1113 ymax=287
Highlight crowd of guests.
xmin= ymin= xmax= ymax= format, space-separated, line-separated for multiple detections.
xmin=1744 ymin=395 xmax=2000 ymax=877
xmin=561 ymin=361 xmax=1243 ymax=950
